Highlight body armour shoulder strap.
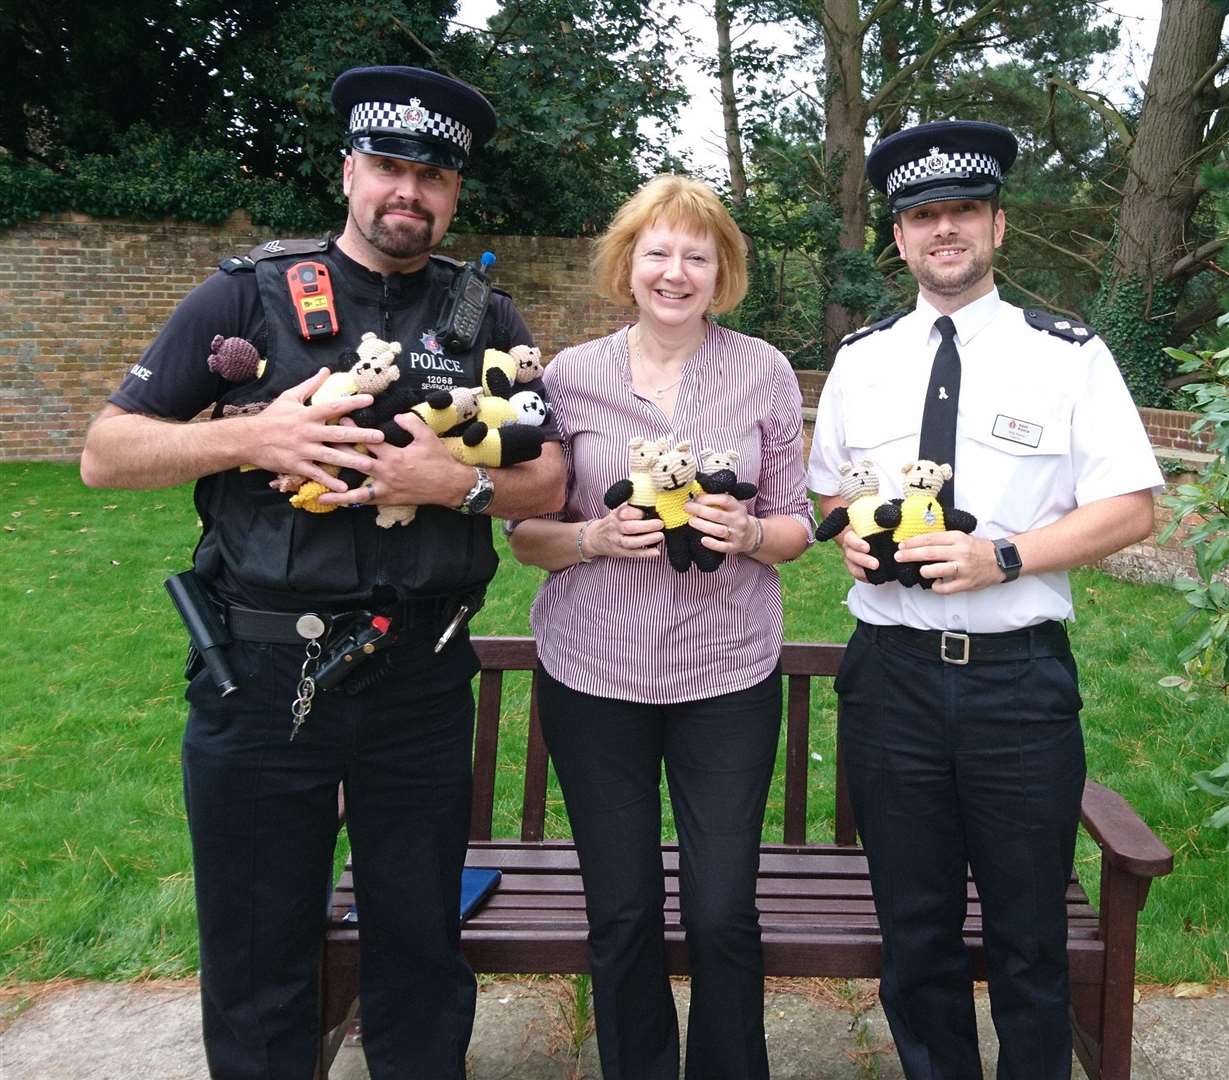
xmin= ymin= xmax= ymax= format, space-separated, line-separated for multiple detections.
xmin=1023 ymin=308 xmax=1098 ymax=345
xmin=219 ymin=237 xmax=333 ymax=274
xmin=838 ymin=310 xmax=908 ymax=351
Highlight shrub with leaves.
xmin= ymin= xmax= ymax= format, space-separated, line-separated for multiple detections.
xmin=1158 ymin=319 xmax=1229 ymax=840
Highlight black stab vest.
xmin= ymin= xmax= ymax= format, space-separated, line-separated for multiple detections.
xmin=192 ymin=245 xmax=513 ymax=611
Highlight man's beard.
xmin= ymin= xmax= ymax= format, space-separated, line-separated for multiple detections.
xmin=912 ymin=246 xmax=992 ymax=297
xmin=360 ymin=202 xmax=437 ymax=260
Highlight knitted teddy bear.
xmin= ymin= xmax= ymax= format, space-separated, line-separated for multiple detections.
xmin=873 ymin=459 xmax=977 ymax=589
xmin=815 ymin=459 xmax=897 ymax=585
xmin=649 ymin=440 xmax=722 ymax=573
xmin=287 ymin=334 xmax=404 ymax=512
xmin=697 ymin=448 xmax=758 ymax=502
xmin=604 ymin=436 xmax=667 ymax=513
xmin=481 ymin=345 xmax=543 ymax=399
xmin=208 ymin=335 xmax=265 ymax=383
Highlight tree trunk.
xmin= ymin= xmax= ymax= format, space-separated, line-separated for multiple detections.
xmin=714 ymin=0 xmax=748 ymax=206
xmin=822 ymin=0 xmax=868 ymax=354
xmin=1114 ymin=0 xmax=1225 ymax=285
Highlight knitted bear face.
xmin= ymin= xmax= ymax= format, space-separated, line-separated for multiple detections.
xmin=699 ymin=448 xmax=740 ymax=474
xmin=838 ymin=459 xmax=880 ymax=502
xmin=350 ymin=332 xmax=403 ymax=393
xmin=650 ymin=440 xmax=699 ymax=493
xmin=508 ymin=344 xmax=544 ymax=383
xmin=509 ymin=390 xmax=548 ymax=426
xmin=901 ymin=459 xmax=951 ymax=498
xmin=629 ymin=436 xmax=667 ymax=474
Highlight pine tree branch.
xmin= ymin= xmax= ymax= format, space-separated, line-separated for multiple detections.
xmin=1046 ymin=74 xmax=1134 ymax=149
xmin=1169 ymin=237 xmax=1229 ymax=281
xmin=1005 ymin=222 xmax=1102 ymax=272
xmin=864 ymin=0 xmax=1005 ymax=119
xmin=992 ymin=266 xmax=1081 ymax=319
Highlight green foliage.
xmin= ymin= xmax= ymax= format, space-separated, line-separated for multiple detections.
xmin=0 ymin=127 xmax=341 ymax=232
xmin=1089 ymin=269 xmax=1179 ymax=408
xmin=1159 ymin=336 xmax=1229 ymax=688
xmin=1155 ymin=165 xmax=1229 ymax=836
xmin=0 ymin=1 xmax=684 ymax=238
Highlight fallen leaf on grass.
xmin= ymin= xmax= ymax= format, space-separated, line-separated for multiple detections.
xmin=3 ymin=526 xmax=13 ymax=533
xmin=10 ymin=511 xmax=22 ymax=518
xmin=68 ymin=512 xmax=81 ymax=517
xmin=1172 ymin=983 xmax=1215 ymax=998
xmin=102 ymin=505 xmax=117 ymax=511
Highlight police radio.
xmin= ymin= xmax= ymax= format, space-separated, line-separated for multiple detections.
xmin=437 ymin=251 xmax=495 ymax=352
xmin=286 ymin=261 xmax=340 ymax=339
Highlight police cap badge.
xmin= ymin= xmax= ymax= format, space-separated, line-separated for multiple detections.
xmin=331 ymin=66 xmax=497 ymax=171
xmin=866 ymin=120 xmax=1018 ymax=214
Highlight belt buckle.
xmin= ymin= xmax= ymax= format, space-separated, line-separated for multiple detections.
xmin=940 ymin=630 xmax=970 ymax=665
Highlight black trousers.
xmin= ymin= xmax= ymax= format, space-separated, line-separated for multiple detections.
xmin=537 ymin=666 xmax=782 ymax=1080
xmin=837 ymin=621 xmax=1086 ymax=1080
xmin=182 ymin=639 xmax=476 ymax=1080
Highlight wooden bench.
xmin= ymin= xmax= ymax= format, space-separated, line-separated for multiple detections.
xmin=320 ymin=636 xmax=1174 ymax=1079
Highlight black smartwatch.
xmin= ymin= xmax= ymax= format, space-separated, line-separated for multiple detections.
xmin=459 ymin=466 xmax=494 ymax=515
xmin=993 ymin=538 xmax=1022 ymax=582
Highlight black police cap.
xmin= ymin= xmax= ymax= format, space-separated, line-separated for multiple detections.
xmin=866 ymin=120 xmax=1018 ymax=213
xmin=331 ymin=66 xmax=497 ymax=172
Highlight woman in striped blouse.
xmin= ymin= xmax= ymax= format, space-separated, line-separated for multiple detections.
xmin=508 ymin=175 xmax=813 ymax=1080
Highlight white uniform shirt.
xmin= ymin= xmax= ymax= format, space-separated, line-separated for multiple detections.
xmin=807 ymin=288 xmax=1164 ymax=633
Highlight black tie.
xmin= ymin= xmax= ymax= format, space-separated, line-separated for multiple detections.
xmin=918 ymin=315 xmax=961 ymax=509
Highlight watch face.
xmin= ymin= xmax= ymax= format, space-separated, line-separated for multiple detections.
xmin=462 ymin=469 xmax=494 ymax=514
xmin=995 ymin=539 xmax=1022 ymax=576
xmin=466 ymin=486 xmax=493 ymax=514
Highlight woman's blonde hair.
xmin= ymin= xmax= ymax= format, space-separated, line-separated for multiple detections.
xmin=592 ymin=175 xmax=748 ymax=315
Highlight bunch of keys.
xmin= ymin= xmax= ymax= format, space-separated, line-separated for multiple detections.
xmin=290 ymin=613 xmax=327 ymax=741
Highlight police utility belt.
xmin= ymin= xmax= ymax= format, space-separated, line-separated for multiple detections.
xmin=858 ymin=619 xmax=1070 ymax=666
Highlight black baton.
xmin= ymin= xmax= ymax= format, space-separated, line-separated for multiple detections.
xmin=165 ymin=570 xmax=238 ymax=697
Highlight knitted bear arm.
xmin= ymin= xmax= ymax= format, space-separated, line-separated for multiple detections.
xmin=947 ymin=507 xmax=978 ymax=534
xmin=604 ymin=479 xmax=633 ymax=509
xmin=815 ymin=506 xmax=851 ymax=542
xmin=874 ymin=499 xmax=904 ymax=529
xmin=730 ymin=481 xmax=758 ymax=501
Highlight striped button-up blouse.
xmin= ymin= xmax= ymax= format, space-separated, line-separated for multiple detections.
xmin=528 ymin=321 xmax=814 ymax=704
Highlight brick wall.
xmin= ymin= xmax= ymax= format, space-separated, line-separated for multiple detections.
xmin=0 ymin=213 xmax=626 ymax=461
xmin=1139 ymin=407 xmax=1212 ymax=453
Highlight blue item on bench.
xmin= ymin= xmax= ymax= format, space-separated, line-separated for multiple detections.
xmin=341 ymin=867 xmax=502 ymax=925
xmin=459 ymin=867 xmax=502 ymax=921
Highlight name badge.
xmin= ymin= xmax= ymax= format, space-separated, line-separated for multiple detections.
xmin=992 ymin=414 xmax=1043 ymax=447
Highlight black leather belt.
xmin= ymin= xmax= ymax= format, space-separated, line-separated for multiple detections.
xmin=859 ymin=619 xmax=1070 ymax=665
xmin=226 ymin=599 xmax=453 ymax=645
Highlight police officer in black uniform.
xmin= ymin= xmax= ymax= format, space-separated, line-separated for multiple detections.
xmin=81 ymin=66 xmax=565 ymax=1079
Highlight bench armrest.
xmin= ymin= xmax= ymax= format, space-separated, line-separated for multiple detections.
xmin=1080 ymin=779 xmax=1173 ymax=879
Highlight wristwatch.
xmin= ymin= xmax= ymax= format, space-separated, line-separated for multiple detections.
xmin=459 ymin=466 xmax=494 ymax=515
xmin=993 ymin=538 xmax=1022 ymax=582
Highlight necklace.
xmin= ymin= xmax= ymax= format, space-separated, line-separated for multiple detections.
xmin=629 ymin=326 xmax=684 ymax=401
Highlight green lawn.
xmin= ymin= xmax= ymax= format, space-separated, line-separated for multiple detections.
xmin=1 ymin=462 xmax=1226 ymax=985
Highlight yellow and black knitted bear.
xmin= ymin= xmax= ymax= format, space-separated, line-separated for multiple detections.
xmin=697 ymin=448 xmax=759 ymax=503
xmin=604 ymin=436 xmax=668 ymax=514
xmin=649 ymin=440 xmax=723 ymax=573
xmin=815 ymin=459 xmax=897 ymax=585
xmin=873 ymin=460 xmax=977 ymax=589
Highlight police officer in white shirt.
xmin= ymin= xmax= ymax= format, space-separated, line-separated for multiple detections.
xmin=807 ymin=120 xmax=1162 ymax=1080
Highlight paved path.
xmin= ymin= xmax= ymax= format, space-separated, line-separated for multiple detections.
xmin=1 ymin=977 xmax=1225 ymax=1078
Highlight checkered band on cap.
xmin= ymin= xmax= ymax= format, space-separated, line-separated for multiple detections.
xmin=886 ymin=149 xmax=1001 ymax=197
xmin=348 ymin=100 xmax=473 ymax=153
